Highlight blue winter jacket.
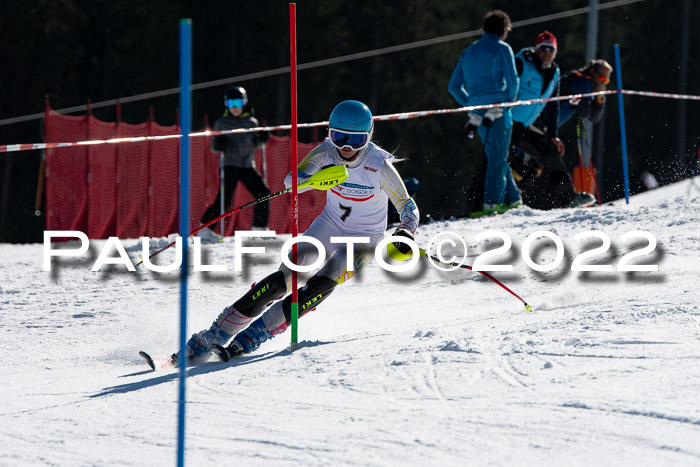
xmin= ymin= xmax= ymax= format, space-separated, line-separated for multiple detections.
xmin=511 ymin=48 xmax=560 ymax=129
xmin=448 ymin=33 xmax=519 ymax=107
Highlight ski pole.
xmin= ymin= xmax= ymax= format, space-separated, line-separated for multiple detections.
xmin=137 ymin=165 xmax=348 ymax=266
xmin=587 ymin=154 xmax=602 ymax=205
xmin=581 ymin=124 xmax=603 ymax=205
xmin=34 ymin=156 xmax=46 ymax=216
xmin=575 ymin=119 xmax=586 ymax=193
xmin=577 ymin=118 xmax=602 ymax=204
xmin=419 ymin=248 xmax=532 ymax=311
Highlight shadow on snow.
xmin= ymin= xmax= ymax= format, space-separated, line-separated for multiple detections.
xmin=90 ymin=340 xmax=332 ymax=398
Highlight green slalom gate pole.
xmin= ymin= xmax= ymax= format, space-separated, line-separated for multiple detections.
xmin=289 ymin=3 xmax=299 ymax=349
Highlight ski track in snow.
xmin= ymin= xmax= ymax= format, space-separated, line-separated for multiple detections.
xmin=1 ymin=181 xmax=699 ymax=465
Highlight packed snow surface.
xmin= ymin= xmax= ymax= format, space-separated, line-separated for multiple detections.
xmin=1 ymin=180 xmax=699 ymax=466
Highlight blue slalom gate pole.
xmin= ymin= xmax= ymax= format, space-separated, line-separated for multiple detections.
xmin=178 ymin=18 xmax=192 ymax=467
xmin=614 ymin=44 xmax=630 ymax=204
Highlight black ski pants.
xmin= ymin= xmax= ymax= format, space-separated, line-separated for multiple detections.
xmin=201 ymin=166 xmax=270 ymax=228
xmin=510 ymin=122 xmax=575 ymax=208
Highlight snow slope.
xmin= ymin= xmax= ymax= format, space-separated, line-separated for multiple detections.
xmin=1 ymin=180 xmax=699 ymax=466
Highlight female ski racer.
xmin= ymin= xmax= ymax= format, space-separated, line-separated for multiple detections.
xmin=176 ymin=100 xmax=420 ymax=363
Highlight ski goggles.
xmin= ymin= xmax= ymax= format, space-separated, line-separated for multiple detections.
xmin=225 ymin=98 xmax=246 ymax=109
xmin=329 ymin=129 xmax=370 ymax=150
xmin=598 ymin=75 xmax=610 ymax=85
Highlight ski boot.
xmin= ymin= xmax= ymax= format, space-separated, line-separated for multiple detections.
xmin=171 ymin=327 xmax=231 ymax=365
xmin=213 ymin=317 xmax=274 ymax=362
xmin=566 ymin=191 xmax=596 ymax=208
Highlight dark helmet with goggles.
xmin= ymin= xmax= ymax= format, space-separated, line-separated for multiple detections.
xmin=224 ymin=86 xmax=248 ymax=109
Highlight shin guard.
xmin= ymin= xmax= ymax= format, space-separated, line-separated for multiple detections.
xmin=282 ymin=275 xmax=337 ymax=324
xmin=233 ymin=270 xmax=287 ymax=318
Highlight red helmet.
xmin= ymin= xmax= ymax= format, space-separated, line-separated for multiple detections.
xmin=535 ymin=31 xmax=558 ymax=50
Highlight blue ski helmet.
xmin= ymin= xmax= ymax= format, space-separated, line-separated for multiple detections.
xmin=329 ymin=100 xmax=373 ymax=132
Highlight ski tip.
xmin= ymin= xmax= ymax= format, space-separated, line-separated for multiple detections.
xmin=138 ymin=351 xmax=156 ymax=371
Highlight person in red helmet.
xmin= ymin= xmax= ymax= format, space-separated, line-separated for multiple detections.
xmin=509 ymin=31 xmax=596 ymax=209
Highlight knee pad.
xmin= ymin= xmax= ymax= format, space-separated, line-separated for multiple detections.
xmin=282 ymin=275 xmax=337 ymax=324
xmin=233 ymin=270 xmax=287 ymax=318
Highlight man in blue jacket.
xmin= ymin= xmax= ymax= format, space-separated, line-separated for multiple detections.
xmin=509 ymin=31 xmax=595 ymax=209
xmin=448 ymin=10 xmax=521 ymax=217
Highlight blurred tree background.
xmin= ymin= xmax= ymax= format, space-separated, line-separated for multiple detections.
xmin=1 ymin=0 xmax=698 ymax=242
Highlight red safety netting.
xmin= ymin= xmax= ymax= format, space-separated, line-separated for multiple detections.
xmin=45 ymin=112 xmax=90 ymax=235
xmin=45 ymin=109 xmax=326 ymax=239
xmin=189 ymin=124 xmax=220 ymax=233
xmin=222 ymin=134 xmax=325 ymax=235
xmin=116 ymin=121 xmax=150 ymax=239
xmin=87 ymin=117 xmax=117 ymax=238
xmin=147 ymin=121 xmax=181 ymax=237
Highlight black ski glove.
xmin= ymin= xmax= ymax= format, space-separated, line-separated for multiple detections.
xmin=212 ymin=135 xmax=227 ymax=152
xmin=391 ymin=227 xmax=414 ymax=255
